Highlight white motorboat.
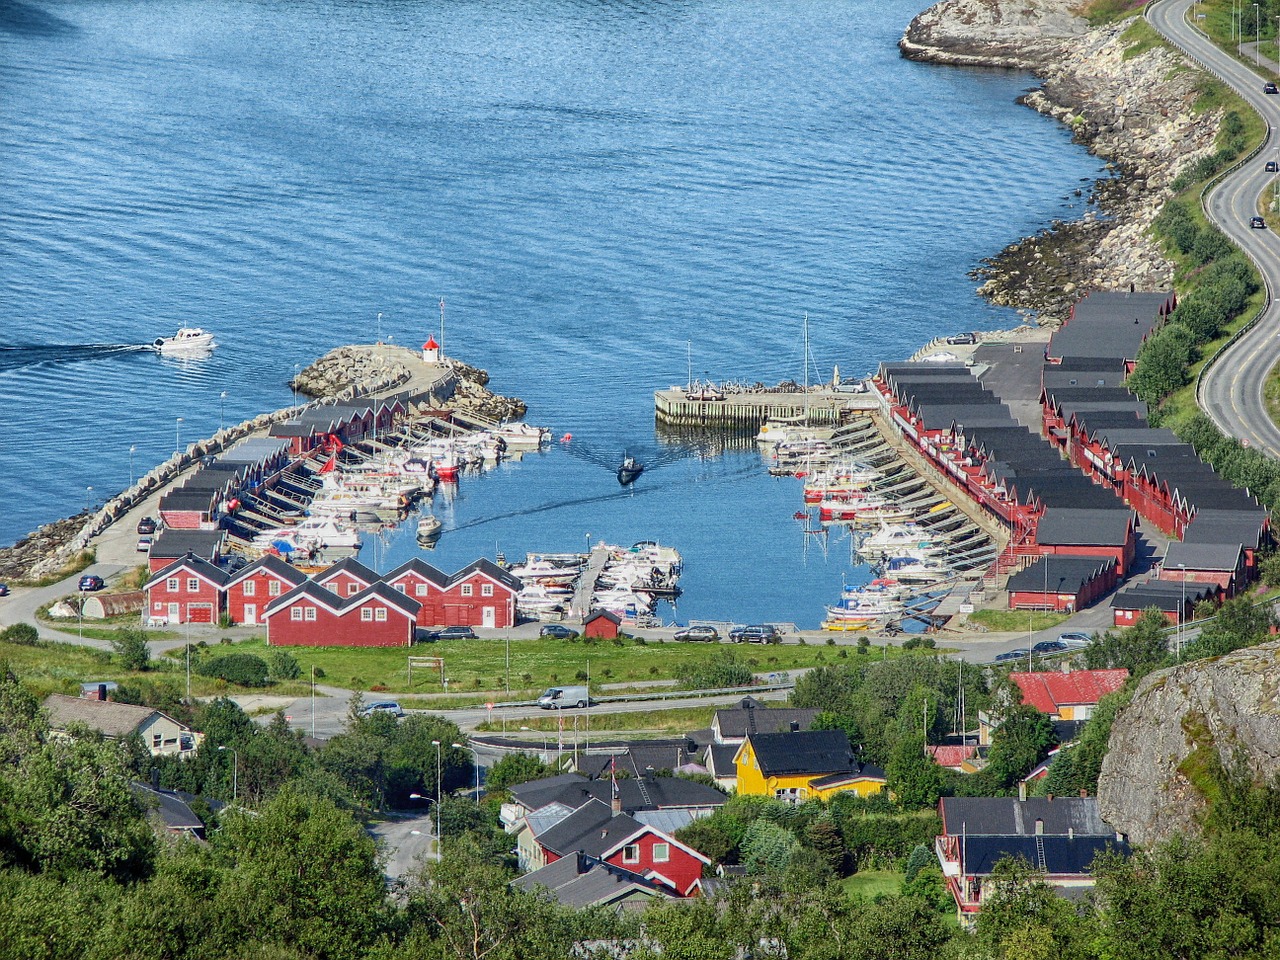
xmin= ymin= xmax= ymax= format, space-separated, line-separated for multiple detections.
xmin=252 ymin=517 xmax=361 ymax=551
xmin=884 ymin=556 xmax=957 ymax=585
xmin=860 ymin=523 xmax=944 ymax=556
xmin=417 ymin=514 xmax=443 ymax=541
xmin=154 ymin=327 xmax=216 ymax=353
xmin=493 ymin=422 xmax=551 ymax=449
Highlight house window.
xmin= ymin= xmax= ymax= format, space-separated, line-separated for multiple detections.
xmin=652 ymin=843 xmax=670 ymax=863
xmin=375 ymin=608 xmax=387 ymax=622
xmin=362 ymin=608 xmax=373 ymax=622
xmin=348 ymin=583 xmax=359 ymax=596
xmin=415 ymin=584 xmax=428 ymax=597
xmin=461 ymin=584 xmax=473 ymax=597
xmin=393 ymin=583 xmax=405 ymax=593
xmin=305 ymin=607 xmax=317 ymax=621
xmin=774 ymin=787 xmax=806 ymax=804
xmin=291 ymin=608 xmax=303 ymax=621
xmin=481 ymin=584 xmax=493 ymax=597
xmin=622 ymin=844 xmax=640 ymax=864
xmin=243 ymin=580 xmax=256 ymax=596
xmin=166 ymin=578 xmax=179 ymax=592
xmin=187 ymin=578 xmax=199 ymax=593
xmin=153 ymin=734 xmax=162 ymax=750
xmin=269 ymin=580 xmax=282 ymax=597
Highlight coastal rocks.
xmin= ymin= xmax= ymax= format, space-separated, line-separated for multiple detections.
xmin=448 ymin=370 xmax=527 ymax=422
xmin=0 ymin=515 xmax=91 ymax=583
xmin=1097 ymin=641 xmax=1280 ymax=847
xmin=905 ymin=0 xmax=1222 ymax=323
xmin=292 ymin=345 xmax=415 ymax=399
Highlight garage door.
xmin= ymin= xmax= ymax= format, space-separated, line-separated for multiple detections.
xmin=187 ymin=603 xmax=214 ymax=624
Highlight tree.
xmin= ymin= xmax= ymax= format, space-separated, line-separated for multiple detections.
xmin=0 ymin=623 xmax=39 ymax=646
xmin=885 ymin=735 xmax=946 ymax=810
xmin=214 ymin=787 xmax=390 ymax=960
xmin=975 ymin=856 xmax=1090 ymax=960
xmin=740 ymin=819 xmax=800 ymax=874
xmin=109 ymin=627 xmax=150 ymax=672
xmin=482 ymin=751 xmax=554 ymax=795
xmin=266 ymin=650 xmax=301 ymax=682
xmin=986 ymin=705 xmax=1057 ymax=790
xmin=1184 ymin=595 xmax=1277 ymax=660
xmin=1085 ymin=609 xmax=1170 ymax=680
xmin=1043 ymin=689 xmax=1131 ymax=798
xmin=1126 ymin=323 xmax=1195 ymax=404
xmin=803 ymin=815 xmax=846 ymax=874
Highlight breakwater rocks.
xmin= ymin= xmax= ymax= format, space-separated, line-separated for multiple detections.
xmin=292 ymin=345 xmax=415 ymax=399
xmin=903 ymin=0 xmax=1221 ymax=324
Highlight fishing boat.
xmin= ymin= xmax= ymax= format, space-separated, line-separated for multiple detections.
xmin=823 ymin=594 xmax=905 ymax=623
xmin=617 ymin=454 xmax=644 ymax=486
xmin=416 ymin=514 xmax=442 ymax=542
xmin=154 ymin=327 xmax=216 ymax=353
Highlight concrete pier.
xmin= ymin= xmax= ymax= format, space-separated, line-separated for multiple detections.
xmin=653 ymin=387 xmax=876 ymax=429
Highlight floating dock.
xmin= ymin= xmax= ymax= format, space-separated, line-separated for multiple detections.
xmin=654 ymin=386 xmax=876 ymax=429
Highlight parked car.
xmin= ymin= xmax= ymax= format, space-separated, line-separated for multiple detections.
xmin=1251 ymin=215 xmax=1267 ymax=229
xmin=0 ymin=584 xmax=9 ymax=597
xmin=78 ymin=575 xmax=104 ymax=592
xmin=1265 ymin=81 xmax=1278 ymax=94
xmin=539 ymin=623 xmax=578 ymax=639
xmin=674 ymin=625 xmax=720 ymax=642
xmin=424 ymin=625 xmax=476 ymax=641
xmin=359 ymin=700 xmax=404 ymax=718
xmin=993 ymin=648 xmax=1030 ymax=663
xmin=1032 ymin=639 xmax=1068 ymax=655
xmin=1267 ymin=160 xmax=1279 ymax=173
xmin=136 ymin=536 xmax=153 ymax=553
xmin=729 ymin=624 xmax=781 ymax=643
xmin=136 ymin=517 xmax=157 ymax=535
xmin=1057 ymin=632 xmax=1092 ymax=647
xmin=945 ymin=331 xmax=977 ymax=345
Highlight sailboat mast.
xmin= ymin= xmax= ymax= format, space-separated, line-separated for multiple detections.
xmin=439 ymin=298 xmax=446 ymax=356
xmin=803 ymin=313 xmax=809 ymax=424
xmin=687 ymin=340 xmax=692 ymax=392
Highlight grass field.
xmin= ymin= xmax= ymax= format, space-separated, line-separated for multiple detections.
xmin=965 ymin=609 xmax=1068 ymax=633
xmin=841 ymin=870 xmax=902 ymax=900
xmin=227 ymin=635 xmax=930 ymax=700
xmin=474 ymin=705 xmax=719 ymax=734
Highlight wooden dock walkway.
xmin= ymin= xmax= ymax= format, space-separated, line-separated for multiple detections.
xmin=654 ymin=387 xmax=876 ymax=429
xmin=571 ymin=545 xmax=611 ymax=617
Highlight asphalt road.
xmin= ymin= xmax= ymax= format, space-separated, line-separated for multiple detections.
xmin=1149 ymin=0 xmax=1280 ymax=454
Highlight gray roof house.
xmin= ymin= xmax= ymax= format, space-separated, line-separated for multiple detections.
xmin=43 ymin=693 xmax=199 ymax=757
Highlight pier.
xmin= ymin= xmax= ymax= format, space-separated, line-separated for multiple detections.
xmin=570 ymin=545 xmax=612 ymax=618
xmin=653 ymin=386 xmax=876 ymax=429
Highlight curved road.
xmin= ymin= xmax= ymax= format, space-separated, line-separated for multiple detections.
xmin=1149 ymin=0 xmax=1280 ymax=453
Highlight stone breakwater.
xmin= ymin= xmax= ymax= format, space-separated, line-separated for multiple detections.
xmin=902 ymin=0 xmax=1222 ymax=324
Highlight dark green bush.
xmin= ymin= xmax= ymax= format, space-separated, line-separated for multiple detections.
xmin=198 ymin=653 xmax=269 ymax=687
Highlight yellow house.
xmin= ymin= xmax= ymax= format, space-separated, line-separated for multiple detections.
xmin=734 ymin=730 xmax=885 ymax=802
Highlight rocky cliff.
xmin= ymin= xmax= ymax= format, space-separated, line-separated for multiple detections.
xmin=902 ymin=0 xmax=1221 ymax=323
xmin=1097 ymin=641 xmax=1280 ymax=847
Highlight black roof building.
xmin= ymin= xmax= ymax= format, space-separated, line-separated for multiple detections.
xmin=940 ymin=795 xmax=1118 ymax=836
xmin=745 ymin=729 xmax=858 ymax=777
xmin=1035 ymin=508 xmax=1134 ymax=547
xmin=1007 ymin=556 xmax=1115 ymax=595
xmin=958 ymin=835 xmax=1128 ymax=877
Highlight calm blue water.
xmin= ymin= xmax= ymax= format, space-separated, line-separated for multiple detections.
xmin=0 ymin=0 xmax=1105 ymax=626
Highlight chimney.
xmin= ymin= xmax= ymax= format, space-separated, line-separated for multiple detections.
xmin=1046 ymin=793 xmax=1055 ymax=802
xmin=1079 ymin=788 xmax=1089 ymax=798
xmin=1018 ymin=781 xmax=1027 ymax=802
xmin=1068 ymin=827 xmax=1074 ymax=840
xmin=1035 ymin=819 xmax=1043 ymax=836
xmin=611 ymin=791 xmax=622 ymax=815
xmin=789 ymin=720 xmax=800 ymax=733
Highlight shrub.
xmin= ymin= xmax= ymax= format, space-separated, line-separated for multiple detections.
xmin=677 ymin=651 xmax=754 ymax=690
xmin=198 ymin=653 xmax=269 ymax=687
xmin=266 ymin=650 xmax=301 ymax=682
xmin=0 ymin=623 xmax=40 ymax=646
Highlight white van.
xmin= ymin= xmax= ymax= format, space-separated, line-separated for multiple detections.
xmin=537 ymin=685 xmax=589 ymax=709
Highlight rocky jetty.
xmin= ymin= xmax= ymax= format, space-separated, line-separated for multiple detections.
xmin=903 ymin=0 xmax=1221 ymax=324
xmin=1097 ymin=641 xmax=1280 ymax=847
xmin=291 ymin=345 xmax=415 ymax=399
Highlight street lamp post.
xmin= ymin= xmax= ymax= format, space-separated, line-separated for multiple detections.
xmin=175 ymin=417 xmax=183 ymax=455
xmin=451 ymin=742 xmax=472 ymax=800
xmin=293 ymin=364 xmax=300 ymax=405
xmin=84 ymin=485 xmax=93 ymax=514
xmin=1255 ymin=3 xmax=1262 ymax=64
xmin=219 ymin=390 xmax=228 ymax=432
xmin=218 ymin=745 xmax=238 ymax=803
xmin=432 ymin=740 xmax=443 ymax=854
xmin=78 ymin=587 xmax=85 ymax=642
xmin=311 ymin=665 xmax=316 ymax=738
xmin=377 ymin=312 xmax=382 ymax=344
xmin=129 ymin=444 xmax=136 ymax=488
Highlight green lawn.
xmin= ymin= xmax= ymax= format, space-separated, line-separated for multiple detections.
xmin=841 ymin=870 xmax=902 ymax=900
xmin=965 ymin=609 xmax=1068 ymax=633
xmin=475 ymin=705 xmax=719 ymax=734
xmin=226 ymin=635 xmax=926 ymax=700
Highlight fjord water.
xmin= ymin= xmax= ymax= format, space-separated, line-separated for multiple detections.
xmin=0 ymin=0 xmax=1105 ymax=625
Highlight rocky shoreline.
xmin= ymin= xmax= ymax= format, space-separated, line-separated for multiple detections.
xmin=902 ymin=0 xmax=1220 ymax=325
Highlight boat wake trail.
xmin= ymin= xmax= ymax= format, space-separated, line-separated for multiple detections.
xmin=560 ymin=439 xmax=707 ymax=474
xmin=0 ymin=343 xmax=152 ymax=373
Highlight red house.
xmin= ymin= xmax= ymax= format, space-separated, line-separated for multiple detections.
xmin=263 ymin=580 xmax=420 ymax=647
xmin=583 ymin=609 xmax=622 ymax=639
xmin=314 ymin=556 xmax=379 ymax=601
xmin=439 ymin=558 xmax=521 ymax=629
xmin=147 ymin=530 xmax=226 ymax=574
xmin=532 ymin=798 xmax=709 ymax=896
xmin=224 ymin=554 xmax=308 ymax=626
xmin=1010 ymin=668 xmax=1129 ymax=722
xmin=144 ymin=554 xmax=229 ymax=625
xmin=384 ymin=558 xmax=451 ymax=627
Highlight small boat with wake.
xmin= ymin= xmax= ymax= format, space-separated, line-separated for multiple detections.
xmin=617 ymin=454 xmax=644 ymax=486
xmin=154 ymin=327 xmax=216 ymax=353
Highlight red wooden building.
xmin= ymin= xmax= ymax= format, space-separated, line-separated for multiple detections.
xmin=263 ymin=580 xmax=420 ymax=647
xmin=438 ymin=558 xmax=521 ymax=629
xmin=314 ymin=556 xmax=379 ymax=600
xmin=1006 ymin=556 xmax=1117 ymax=614
xmin=224 ymin=554 xmax=308 ymax=626
xmin=384 ymin=557 xmax=451 ymax=627
xmin=144 ymin=554 xmax=230 ymax=625
xmin=584 ymin=609 xmax=622 ymax=639
xmin=147 ymin=530 xmax=226 ymax=574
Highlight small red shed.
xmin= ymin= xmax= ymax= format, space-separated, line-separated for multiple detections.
xmin=583 ymin=610 xmax=621 ymax=639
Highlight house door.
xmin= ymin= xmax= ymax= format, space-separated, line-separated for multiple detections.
xmin=167 ymin=602 xmax=180 ymax=623
xmin=243 ymin=604 xmax=257 ymax=625
xmin=482 ymin=606 xmax=496 ymax=628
